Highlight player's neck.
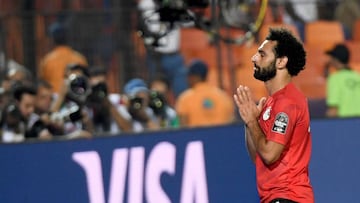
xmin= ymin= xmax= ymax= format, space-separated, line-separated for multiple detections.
xmin=265 ymin=74 xmax=291 ymax=95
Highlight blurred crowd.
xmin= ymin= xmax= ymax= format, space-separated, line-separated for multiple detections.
xmin=0 ymin=60 xmax=235 ymax=143
xmin=0 ymin=26 xmax=235 ymax=143
xmin=1 ymin=0 xmax=360 ymax=143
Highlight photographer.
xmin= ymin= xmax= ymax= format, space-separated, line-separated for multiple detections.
xmin=0 ymin=66 xmax=32 ymax=111
xmin=0 ymin=85 xmax=36 ymax=143
xmin=149 ymin=74 xmax=179 ymax=128
xmin=50 ymin=64 xmax=93 ymax=139
xmin=86 ymin=67 xmax=132 ymax=135
xmin=123 ymin=78 xmax=161 ymax=132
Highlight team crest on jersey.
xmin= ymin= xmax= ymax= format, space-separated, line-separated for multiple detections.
xmin=262 ymin=107 xmax=271 ymax=121
xmin=272 ymin=112 xmax=288 ymax=134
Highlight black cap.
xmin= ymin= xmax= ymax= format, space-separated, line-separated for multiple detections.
xmin=49 ymin=22 xmax=67 ymax=44
xmin=326 ymin=44 xmax=350 ymax=64
xmin=187 ymin=59 xmax=208 ymax=79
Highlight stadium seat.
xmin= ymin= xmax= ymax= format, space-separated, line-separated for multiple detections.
xmin=304 ymin=44 xmax=329 ymax=75
xmin=305 ymin=20 xmax=345 ymax=52
xmin=346 ymin=41 xmax=360 ymax=64
xmin=180 ymin=28 xmax=211 ymax=63
xmin=291 ymin=44 xmax=327 ymax=99
xmin=258 ymin=23 xmax=300 ymax=42
xmin=352 ymin=19 xmax=360 ymax=42
xmin=292 ymin=63 xmax=326 ymax=99
xmin=343 ymin=41 xmax=360 ymax=73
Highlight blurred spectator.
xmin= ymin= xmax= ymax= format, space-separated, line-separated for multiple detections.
xmin=138 ymin=0 xmax=188 ymax=97
xmin=0 ymin=66 xmax=32 ymax=111
xmin=282 ymin=0 xmax=318 ymax=41
xmin=324 ymin=44 xmax=360 ymax=117
xmin=149 ymin=74 xmax=179 ymax=128
xmin=175 ymin=59 xmax=235 ymax=127
xmin=0 ymin=85 xmax=36 ymax=143
xmin=38 ymin=22 xmax=88 ymax=93
xmin=25 ymin=80 xmax=58 ymax=140
xmin=150 ymin=73 xmax=175 ymax=106
xmin=86 ymin=67 xmax=132 ymax=135
xmin=50 ymin=64 xmax=93 ymax=139
xmin=334 ymin=0 xmax=360 ymax=40
xmin=122 ymin=78 xmax=161 ymax=132
xmin=34 ymin=80 xmax=54 ymax=116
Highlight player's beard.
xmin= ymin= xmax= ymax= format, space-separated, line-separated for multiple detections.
xmin=253 ymin=60 xmax=276 ymax=82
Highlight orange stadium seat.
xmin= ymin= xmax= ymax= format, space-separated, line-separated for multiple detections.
xmin=352 ymin=19 xmax=360 ymax=42
xmin=258 ymin=23 xmax=300 ymax=42
xmin=304 ymin=44 xmax=329 ymax=75
xmin=292 ymin=67 xmax=326 ymax=99
xmin=346 ymin=41 xmax=360 ymax=64
xmin=346 ymin=41 xmax=360 ymax=73
xmin=305 ymin=20 xmax=345 ymax=52
xmin=293 ymin=44 xmax=328 ymax=99
xmin=180 ymin=28 xmax=211 ymax=63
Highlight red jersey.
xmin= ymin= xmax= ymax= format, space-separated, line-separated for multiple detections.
xmin=256 ymin=83 xmax=314 ymax=203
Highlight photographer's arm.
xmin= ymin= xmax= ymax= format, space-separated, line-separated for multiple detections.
xmin=146 ymin=119 xmax=161 ymax=130
xmin=105 ymin=98 xmax=133 ymax=132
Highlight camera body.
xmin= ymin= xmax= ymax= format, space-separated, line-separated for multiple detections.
xmin=87 ymin=82 xmax=108 ymax=103
xmin=51 ymin=104 xmax=83 ymax=123
xmin=128 ymin=90 xmax=167 ymax=121
xmin=67 ymin=73 xmax=91 ymax=105
xmin=1 ymin=104 xmax=25 ymax=132
xmin=155 ymin=0 xmax=208 ymax=9
xmin=148 ymin=90 xmax=166 ymax=118
xmin=155 ymin=0 xmax=209 ymax=24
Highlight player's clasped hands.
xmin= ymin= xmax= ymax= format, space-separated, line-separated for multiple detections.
xmin=233 ymin=85 xmax=266 ymax=125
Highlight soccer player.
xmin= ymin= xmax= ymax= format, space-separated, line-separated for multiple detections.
xmin=233 ymin=28 xmax=314 ymax=203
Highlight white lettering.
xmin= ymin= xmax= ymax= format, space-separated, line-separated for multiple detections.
xmin=72 ymin=151 xmax=106 ymax=203
xmin=145 ymin=141 xmax=176 ymax=203
xmin=180 ymin=141 xmax=209 ymax=203
xmin=108 ymin=149 xmax=129 ymax=203
xmin=72 ymin=141 xmax=209 ymax=203
xmin=128 ymin=147 xmax=145 ymax=203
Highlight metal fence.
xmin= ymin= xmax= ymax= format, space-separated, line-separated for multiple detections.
xmin=0 ymin=1 xmax=147 ymax=93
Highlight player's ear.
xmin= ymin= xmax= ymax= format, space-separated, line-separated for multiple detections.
xmin=276 ymin=56 xmax=288 ymax=70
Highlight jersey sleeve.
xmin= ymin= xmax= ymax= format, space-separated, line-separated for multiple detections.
xmin=266 ymin=99 xmax=297 ymax=146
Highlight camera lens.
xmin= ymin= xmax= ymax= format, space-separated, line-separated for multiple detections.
xmin=69 ymin=75 xmax=88 ymax=95
xmin=130 ymin=97 xmax=143 ymax=110
xmin=88 ymin=82 xmax=108 ymax=102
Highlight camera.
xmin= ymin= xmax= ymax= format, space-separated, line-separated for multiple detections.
xmin=1 ymin=104 xmax=24 ymax=131
xmin=128 ymin=97 xmax=151 ymax=123
xmin=148 ymin=90 xmax=166 ymax=118
xmin=155 ymin=0 xmax=209 ymax=24
xmin=51 ymin=104 xmax=83 ymax=123
xmin=129 ymin=97 xmax=144 ymax=110
xmin=67 ymin=73 xmax=90 ymax=104
xmin=68 ymin=74 xmax=89 ymax=96
xmin=87 ymin=82 xmax=108 ymax=103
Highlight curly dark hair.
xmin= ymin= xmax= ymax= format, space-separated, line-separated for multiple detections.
xmin=266 ymin=28 xmax=306 ymax=76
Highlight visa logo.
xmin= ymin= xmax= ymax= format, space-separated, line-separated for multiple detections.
xmin=72 ymin=141 xmax=209 ymax=203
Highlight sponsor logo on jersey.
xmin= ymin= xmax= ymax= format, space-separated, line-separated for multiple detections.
xmin=262 ymin=107 xmax=271 ymax=121
xmin=271 ymin=112 xmax=288 ymax=134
